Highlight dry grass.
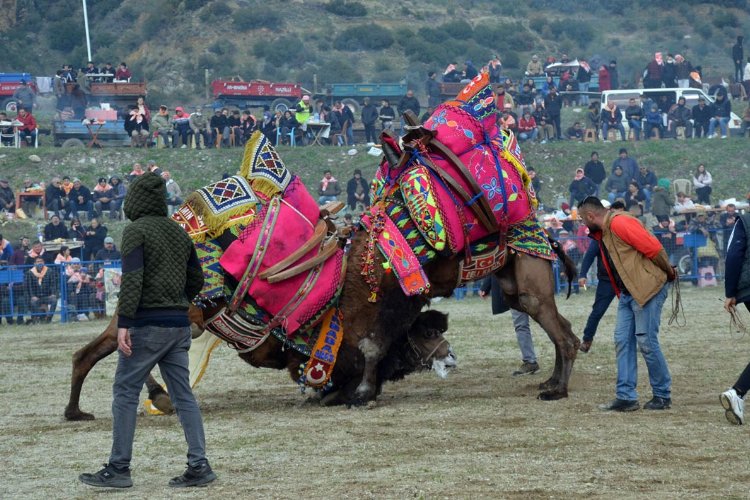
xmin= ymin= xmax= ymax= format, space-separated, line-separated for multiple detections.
xmin=1 ymin=285 xmax=749 ymax=499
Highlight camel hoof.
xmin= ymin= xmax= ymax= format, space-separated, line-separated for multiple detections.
xmin=538 ymin=379 xmax=559 ymax=391
xmin=151 ymin=393 xmax=174 ymax=414
xmin=537 ymin=390 xmax=568 ymax=401
xmin=65 ymin=408 xmax=95 ymax=421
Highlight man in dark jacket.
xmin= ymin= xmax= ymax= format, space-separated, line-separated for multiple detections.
xmin=543 ymin=86 xmax=563 ymax=140
xmin=720 ymin=213 xmax=750 ymax=425
xmin=45 ymin=177 xmax=68 ymax=218
xmin=68 ymin=178 xmax=94 ymax=220
xmin=44 ymin=215 xmax=68 ymax=241
xmin=397 ymin=90 xmax=420 ymax=123
xmin=691 ymin=97 xmax=712 ymax=138
xmin=425 ymin=71 xmax=441 ymax=109
xmin=79 ymin=173 xmax=216 ymax=489
xmin=577 ymin=231 xmax=616 ymax=353
xmin=360 ymin=98 xmax=379 ymax=145
xmin=24 ymin=257 xmax=58 ymax=323
xmin=732 ymin=36 xmax=744 ymax=83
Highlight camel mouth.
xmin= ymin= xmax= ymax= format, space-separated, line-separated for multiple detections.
xmin=432 ymin=348 xmax=458 ymax=379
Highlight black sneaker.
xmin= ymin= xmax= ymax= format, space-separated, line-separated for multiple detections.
xmin=169 ymin=462 xmax=217 ymax=488
xmin=643 ymin=396 xmax=672 ymax=410
xmin=599 ymin=398 xmax=640 ymax=412
xmin=512 ymin=361 xmax=540 ymax=376
xmin=79 ymin=463 xmax=132 ymax=488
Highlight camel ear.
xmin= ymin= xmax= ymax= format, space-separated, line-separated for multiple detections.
xmin=380 ymin=130 xmax=403 ymax=169
xmin=402 ymin=125 xmax=434 ymax=147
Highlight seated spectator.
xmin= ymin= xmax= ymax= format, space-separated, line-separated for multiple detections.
xmin=0 ymin=112 xmax=16 ymax=146
xmin=693 ymin=163 xmax=713 ymax=205
xmin=114 ymin=62 xmax=132 ymax=81
xmin=228 ymin=109 xmax=242 ymax=146
xmin=15 ymin=107 xmax=37 ymax=146
xmin=239 ymin=110 xmax=256 ymax=145
xmin=67 ymin=258 xmax=95 ymax=320
xmin=517 ymin=111 xmax=538 ymax=142
xmin=171 ymin=106 xmax=192 ymax=148
xmin=92 ymin=177 xmax=116 ymax=218
xmin=0 ymin=178 xmax=16 ymax=214
xmin=68 ymin=218 xmax=86 ymax=258
xmin=623 ymin=182 xmax=646 ymax=211
xmin=652 ymin=216 xmax=678 ymax=264
xmin=45 ymin=176 xmax=68 ymax=219
xmin=568 ymin=168 xmax=597 ymax=207
xmin=68 ymin=178 xmax=94 ymax=220
xmin=605 ymin=165 xmax=629 ymax=203
xmin=277 ymin=110 xmax=300 ymax=145
xmin=318 ymin=170 xmax=341 ymax=204
xmin=566 ymin=121 xmax=584 ymax=141
xmin=495 ymin=85 xmax=514 ymax=110
xmin=673 ymin=191 xmax=695 ymax=214
xmin=189 ymin=106 xmax=211 ymax=149
xmin=526 ymin=55 xmax=543 ymax=76
xmin=151 ymin=105 xmax=173 ymax=148
xmin=26 ymin=240 xmax=52 ymax=265
xmin=667 ymin=97 xmax=693 ymax=138
xmin=128 ymin=163 xmax=145 ymax=182
xmin=644 ymin=104 xmax=664 ymax=139
xmin=707 ymin=92 xmax=731 ymax=138
xmin=624 ymin=98 xmax=643 ymax=141
xmin=689 ymin=209 xmax=720 ymax=268
xmin=259 ymin=109 xmax=276 ymax=143
xmin=83 ymin=61 xmax=99 ymax=81
xmin=210 ymin=108 xmax=231 ymax=147
xmin=346 ymin=169 xmax=370 ymax=211
xmin=44 ymin=215 xmax=68 ymax=241
xmin=125 ymin=105 xmax=149 ymax=147
xmin=600 ymin=101 xmax=625 ymax=141
xmin=108 ymin=175 xmax=126 ymax=219
xmin=532 ymin=104 xmax=553 ymax=144
xmin=586 ymin=102 xmax=601 ymax=135
xmin=95 ymin=236 xmax=121 ymax=266
xmin=0 ymin=232 xmax=11 ymax=264
xmin=742 ymin=105 xmax=750 ymax=137
xmin=55 ymin=245 xmax=72 ymax=265
xmin=442 ymin=62 xmax=461 ymax=83
xmin=101 ymin=62 xmax=116 ymax=83
xmin=162 ymin=171 xmax=183 ymax=215
xmin=540 ymin=75 xmax=555 ymax=97
xmin=83 ymin=218 xmax=107 ymax=261
xmin=636 ymin=165 xmax=658 ymax=211
xmin=516 ymin=84 xmax=535 ymax=109
xmin=60 ymin=176 xmax=73 ymax=195
xmin=499 ymin=105 xmax=517 ymax=133
xmin=25 ymin=257 xmax=58 ymax=323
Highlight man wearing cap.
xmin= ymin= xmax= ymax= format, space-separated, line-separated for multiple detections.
xmin=68 ymin=178 xmax=94 ymax=220
xmin=611 ymin=148 xmax=639 ymax=184
xmin=95 ymin=236 xmax=121 ymax=266
xmin=526 ymin=55 xmax=543 ymax=76
xmin=79 ymin=173 xmax=215 ymax=488
xmin=172 ymin=107 xmax=192 ymax=148
xmin=12 ymin=80 xmax=36 ymax=110
xmin=189 ymin=107 xmax=211 ymax=149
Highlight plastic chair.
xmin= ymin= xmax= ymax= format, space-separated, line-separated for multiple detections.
xmin=275 ymin=127 xmax=295 ymax=147
xmin=672 ymin=178 xmax=692 ymax=199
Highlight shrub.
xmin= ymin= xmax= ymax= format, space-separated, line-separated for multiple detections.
xmin=233 ymin=6 xmax=283 ymax=31
xmin=183 ymin=0 xmax=210 ymax=9
xmin=206 ymin=1 xmax=232 ymax=19
xmin=48 ymin=20 xmax=84 ymax=52
xmin=333 ymin=24 xmax=393 ymax=51
xmin=323 ymin=0 xmax=367 ymax=17
xmin=712 ymin=10 xmax=739 ymax=29
xmin=417 ymin=27 xmax=445 ymax=44
xmin=253 ymin=35 xmax=304 ymax=67
xmin=439 ymin=20 xmax=473 ymax=39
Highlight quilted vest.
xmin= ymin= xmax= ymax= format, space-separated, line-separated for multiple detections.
xmin=736 ymin=214 xmax=750 ymax=302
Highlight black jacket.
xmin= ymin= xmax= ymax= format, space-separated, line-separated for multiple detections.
xmin=480 ymin=276 xmax=510 ymax=314
xmin=692 ymin=103 xmax=712 ymax=125
xmin=361 ymin=104 xmax=379 ymax=126
xmin=397 ymin=96 xmax=420 ymax=117
xmin=44 ymin=222 xmax=68 ymax=240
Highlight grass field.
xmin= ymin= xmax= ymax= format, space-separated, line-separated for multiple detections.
xmin=1 ymin=286 xmax=748 ymax=498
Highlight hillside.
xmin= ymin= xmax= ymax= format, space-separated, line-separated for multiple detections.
xmin=1 ymin=0 xmax=749 ymax=106
xmin=1 ymin=137 xmax=748 ymax=245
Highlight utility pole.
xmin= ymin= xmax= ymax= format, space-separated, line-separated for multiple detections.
xmin=82 ymin=0 xmax=92 ymax=61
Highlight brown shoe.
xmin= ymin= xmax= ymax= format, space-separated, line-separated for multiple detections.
xmin=579 ymin=340 xmax=592 ymax=353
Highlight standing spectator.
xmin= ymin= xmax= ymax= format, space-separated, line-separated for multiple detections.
xmin=721 ymin=211 xmax=750 ymax=425
xmin=584 ymin=152 xmax=606 ymax=197
xmin=578 ymin=197 xmax=675 ymax=412
xmin=0 ymin=233 xmax=13 ymax=263
xmin=69 ymin=84 xmax=87 ymax=119
xmin=624 ymin=98 xmax=643 ymax=141
xmin=397 ymin=90 xmax=420 ymax=127
xmin=543 ymin=86 xmax=563 ymax=140
xmin=743 ymin=57 xmax=750 ymax=98
xmin=598 ymin=64 xmax=611 ymax=92
xmin=162 ymin=171 xmax=183 ymax=215
xmin=151 ymin=105 xmax=173 ymax=148
xmin=379 ymin=99 xmax=395 ymax=134
xmin=636 ymin=165 xmax=658 ymax=212
xmin=577 ymin=236 xmax=616 ymax=354
xmin=340 ymin=102 xmax=355 ymax=146
xmin=577 ymin=59 xmax=592 ymax=105
xmin=732 ymin=36 xmax=744 ymax=83
xmin=0 ymin=178 xmax=15 ymax=214
xmin=569 ymin=168 xmax=597 ymax=207
xmin=78 ymin=173 xmax=215 ymax=489
xmin=674 ymin=54 xmax=692 ymax=88
xmin=69 ymin=218 xmax=86 ymax=258
xmin=360 ymin=98 xmax=379 ymax=145
xmin=693 ymin=164 xmax=713 ymax=205
xmin=463 ymin=60 xmax=478 ymax=81
xmin=83 ymin=218 xmax=108 ymax=261
xmin=495 ymin=84 xmax=514 ymax=110
xmin=488 ymin=55 xmax=502 ymax=84
xmin=346 ymin=169 xmax=370 ymax=212
xmin=210 ymin=108 xmax=230 ymax=147
xmin=109 ymin=175 xmax=126 ymax=219
xmin=667 ymin=97 xmax=693 ymax=138
xmin=526 ymin=55 xmax=543 ymax=76
xmin=16 ymin=107 xmax=37 ymax=146
xmin=608 ymin=60 xmax=619 ymax=90
xmin=600 ymin=101 xmax=625 ymax=141
xmin=605 ymin=165 xmax=629 ymax=204
xmin=611 ymin=148 xmax=639 ymax=184
xmin=44 ymin=215 xmax=68 ymax=241
xmin=318 ymin=170 xmax=341 ymax=205
xmin=662 ymin=55 xmax=677 ymax=88
xmin=644 ymin=53 xmax=664 ymax=89
xmin=720 ymin=204 xmax=739 ymax=255
xmin=707 ymin=93 xmax=731 ymax=139
xmin=294 ymin=95 xmax=313 ymax=144
xmin=12 ymin=80 xmax=36 ymax=110
xmin=25 ymin=257 xmax=58 ymax=323
xmin=189 ymin=107 xmax=211 ymax=149
xmin=517 ymin=111 xmax=538 ymax=142
xmin=114 ymin=62 xmax=131 ymax=81
xmin=425 ymin=71 xmax=441 ymax=108
xmin=171 ymin=107 xmax=192 ymax=149
xmin=68 ymin=178 xmax=94 ymax=220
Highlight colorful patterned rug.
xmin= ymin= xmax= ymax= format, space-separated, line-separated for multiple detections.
xmin=507 ymin=218 xmax=555 ymax=261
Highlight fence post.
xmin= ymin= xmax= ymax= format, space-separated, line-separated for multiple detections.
xmin=59 ymin=263 xmax=68 ymax=323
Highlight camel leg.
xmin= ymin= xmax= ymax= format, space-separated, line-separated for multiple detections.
xmin=539 ymin=342 xmax=562 ymax=391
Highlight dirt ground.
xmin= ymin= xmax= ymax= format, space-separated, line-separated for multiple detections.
xmin=1 ymin=285 xmax=748 ymax=499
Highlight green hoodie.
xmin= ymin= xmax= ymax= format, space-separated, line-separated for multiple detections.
xmin=117 ymin=173 xmax=203 ymax=328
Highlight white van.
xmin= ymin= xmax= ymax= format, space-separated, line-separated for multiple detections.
xmin=599 ymin=88 xmax=743 ymax=136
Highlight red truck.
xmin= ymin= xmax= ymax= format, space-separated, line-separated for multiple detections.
xmin=211 ymin=79 xmax=306 ymax=112
xmin=0 ymin=73 xmax=38 ymax=112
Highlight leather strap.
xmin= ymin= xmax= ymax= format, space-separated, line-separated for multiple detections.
xmin=266 ymin=238 xmax=339 ymax=283
xmin=259 ymin=219 xmax=327 ymax=280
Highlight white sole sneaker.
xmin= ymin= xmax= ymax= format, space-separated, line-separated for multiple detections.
xmin=720 ymin=389 xmax=745 ymax=425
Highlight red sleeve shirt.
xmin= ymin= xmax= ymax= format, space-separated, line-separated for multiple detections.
xmin=17 ymin=113 xmax=36 ymax=131
xmin=610 ymin=215 xmax=662 ymax=259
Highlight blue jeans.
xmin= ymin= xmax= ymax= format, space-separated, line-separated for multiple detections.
xmin=607 ymin=191 xmax=626 ymax=204
xmin=110 ymin=325 xmax=208 ymax=470
xmin=602 ymin=122 xmax=626 ymax=141
xmin=518 ymin=129 xmax=538 ymax=142
xmin=708 ymin=117 xmax=729 ymax=137
xmin=68 ymin=200 xmax=94 ymax=220
xmin=627 ymin=119 xmax=642 ymax=140
xmin=512 ymin=310 xmax=536 ymax=364
xmin=579 ymin=82 xmax=589 ymax=104
xmin=613 ymin=285 xmax=671 ymax=401
xmin=582 ymin=279 xmax=616 ymax=342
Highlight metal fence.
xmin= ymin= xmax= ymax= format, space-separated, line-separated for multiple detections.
xmin=0 ymin=260 xmax=121 ymax=324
